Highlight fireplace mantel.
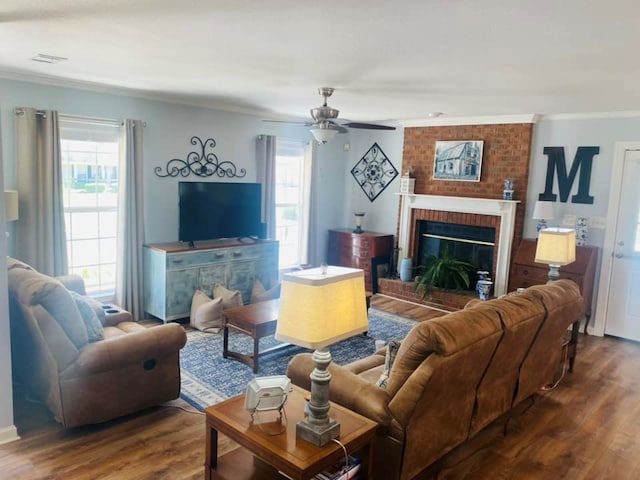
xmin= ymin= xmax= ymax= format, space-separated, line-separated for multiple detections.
xmin=397 ymin=194 xmax=520 ymax=297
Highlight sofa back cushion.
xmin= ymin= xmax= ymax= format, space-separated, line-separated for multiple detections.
xmin=466 ymin=293 xmax=546 ymax=437
xmin=11 ymin=268 xmax=89 ymax=348
xmin=386 ymin=307 xmax=503 ymax=479
xmin=386 ymin=307 xmax=501 ymax=397
xmin=514 ymin=279 xmax=583 ymax=404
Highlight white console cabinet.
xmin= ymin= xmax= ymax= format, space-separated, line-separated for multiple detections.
xmin=143 ymin=239 xmax=279 ymax=322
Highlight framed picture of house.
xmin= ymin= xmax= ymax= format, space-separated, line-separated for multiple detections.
xmin=433 ymin=140 xmax=484 ymax=182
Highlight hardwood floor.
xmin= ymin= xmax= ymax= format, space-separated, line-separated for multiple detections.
xmin=2 ymin=296 xmax=640 ymax=479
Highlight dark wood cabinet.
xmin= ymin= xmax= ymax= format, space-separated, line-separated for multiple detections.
xmin=327 ymin=228 xmax=394 ymax=293
xmin=508 ymin=238 xmax=598 ymax=332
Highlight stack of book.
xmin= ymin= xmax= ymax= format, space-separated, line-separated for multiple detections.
xmin=314 ymin=455 xmax=361 ymax=480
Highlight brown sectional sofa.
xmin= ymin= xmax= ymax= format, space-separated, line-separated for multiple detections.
xmin=286 ymin=279 xmax=584 ymax=480
xmin=7 ymin=257 xmax=187 ymax=428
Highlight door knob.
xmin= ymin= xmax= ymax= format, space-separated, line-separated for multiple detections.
xmin=615 ymin=252 xmax=625 ymax=259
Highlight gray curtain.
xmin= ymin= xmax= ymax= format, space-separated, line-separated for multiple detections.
xmin=256 ymin=135 xmax=276 ymax=240
xmin=14 ymin=108 xmax=68 ymax=276
xmin=115 ymin=120 xmax=145 ymax=321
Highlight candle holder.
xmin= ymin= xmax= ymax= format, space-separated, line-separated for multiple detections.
xmin=354 ymin=212 xmax=365 ymax=234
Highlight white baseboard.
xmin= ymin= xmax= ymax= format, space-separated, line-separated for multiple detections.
xmin=0 ymin=425 xmax=20 ymax=445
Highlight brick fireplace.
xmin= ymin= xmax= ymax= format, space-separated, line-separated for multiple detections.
xmin=398 ymin=194 xmax=518 ymax=296
xmin=392 ymin=121 xmax=534 ymax=298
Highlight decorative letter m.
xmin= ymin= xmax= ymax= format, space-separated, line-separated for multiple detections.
xmin=538 ymin=146 xmax=598 ymax=204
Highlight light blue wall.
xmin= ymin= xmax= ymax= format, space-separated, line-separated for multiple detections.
xmin=527 ymin=116 xmax=640 ymax=245
xmin=0 ymin=78 xmax=364 ymax=257
xmin=344 ymin=129 xmax=405 ymax=237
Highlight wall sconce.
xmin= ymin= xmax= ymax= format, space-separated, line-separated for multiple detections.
xmin=4 ymin=190 xmax=19 ymax=238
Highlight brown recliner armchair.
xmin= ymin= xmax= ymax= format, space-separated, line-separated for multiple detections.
xmin=7 ymin=257 xmax=187 ymax=428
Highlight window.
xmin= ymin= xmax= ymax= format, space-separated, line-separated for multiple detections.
xmin=60 ymin=118 xmax=121 ymax=297
xmin=275 ymin=139 xmax=312 ymax=268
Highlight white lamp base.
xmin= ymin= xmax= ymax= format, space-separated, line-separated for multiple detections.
xmin=297 ymin=348 xmax=340 ymax=446
xmin=547 ymin=264 xmax=561 ymax=282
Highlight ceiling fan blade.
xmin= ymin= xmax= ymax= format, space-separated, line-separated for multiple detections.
xmin=262 ymin=119 xmax=313 ymax=126
xmin=325 ymin=120 xmax=348 ymax=134
xmin=343 ymin=122 xmax=396 ymax=131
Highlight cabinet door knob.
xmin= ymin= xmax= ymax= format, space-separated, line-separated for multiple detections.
xmin=215 ymin=252 xmax=225 ymax=258
xmin=232 ymin=251 xmax=242 ymax=257
xmin=523 ymin=269 xmax=528 ymax=275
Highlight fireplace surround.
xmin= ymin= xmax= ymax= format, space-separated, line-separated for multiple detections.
xmin=397 ymin=194 xmax=519 ymax=296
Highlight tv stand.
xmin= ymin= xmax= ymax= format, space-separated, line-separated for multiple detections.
xmin=143 ymin=239 xmax=279 ymax=322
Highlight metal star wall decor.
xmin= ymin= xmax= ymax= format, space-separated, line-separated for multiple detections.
xmin=351 ymin=143 xmax=398 ymax=202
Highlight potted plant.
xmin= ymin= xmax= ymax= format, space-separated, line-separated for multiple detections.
xmin=415 ymin=246 xmax=475 ymax=299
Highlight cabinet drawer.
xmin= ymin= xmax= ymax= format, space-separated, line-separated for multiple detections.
xmin=167 ymin=249 xmax=228 ymax=268
xmin=511 ymin=265 xmax=549 ymax=282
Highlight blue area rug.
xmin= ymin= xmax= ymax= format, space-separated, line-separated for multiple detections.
xmin=179 ymin=307 xmax=416 ymax=411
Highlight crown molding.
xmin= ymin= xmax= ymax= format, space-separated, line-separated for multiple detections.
xmin=538 ymin=111 xmax=640 ymax=121
xmin=0 ymin=69 xmax=269 ymax=118
xmin=400 ymin=114 xmax=539 ymax=127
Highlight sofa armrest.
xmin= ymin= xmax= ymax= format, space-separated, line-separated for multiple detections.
xmin=287 ymin=353 xmax=392 ymax=426
xmin=60 ymin=323 xmax=186 ymax=378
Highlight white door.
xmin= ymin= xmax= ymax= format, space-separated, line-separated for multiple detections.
xmin=604 ymin=149 xmax=640 ymax=340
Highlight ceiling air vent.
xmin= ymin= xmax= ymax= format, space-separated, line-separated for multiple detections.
xmin=31 ymin=54 xmax=68 ymax=64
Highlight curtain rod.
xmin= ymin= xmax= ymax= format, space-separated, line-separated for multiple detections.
xmin=60 ymin=114 xmax=122 ymax=128
xmin=61 ymin=114 xmax=147 ymax=128
xmin=14 ymin=109 xmax=147 ymax=127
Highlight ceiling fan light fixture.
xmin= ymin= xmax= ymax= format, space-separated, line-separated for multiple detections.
xmin=310 ymin=125 xmax=338 ymax=144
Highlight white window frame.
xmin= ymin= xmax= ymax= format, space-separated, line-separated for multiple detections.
xmin=275 ymin=139 xmax=313 ymax=268
xmin=59 ymin=117 xmax=121 ymax=299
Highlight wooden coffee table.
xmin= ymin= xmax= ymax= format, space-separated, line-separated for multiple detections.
xmin=205 ymin=385 xmax=378 ymax=480
xmin=223 ymin=299 xmax=289 ymax=373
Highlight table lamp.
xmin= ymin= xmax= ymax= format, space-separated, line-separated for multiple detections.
xmin=534 ymin=228 xmax=576 ymax=281
xmin=532 ymin=200 xmax=555 ymax=233
xmin=4 ymin=190 xmax=19 ymax=222
xmin=275 ymin=265 xmax=368 ymax=446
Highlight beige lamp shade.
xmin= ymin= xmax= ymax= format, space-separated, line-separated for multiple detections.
xmin=535 ymin=228 xmax=576 ymax=265
xmin=4 ymin=190 xmax=18 ymax=222
xmin=532 ymin=200 xmax=555 ymax=220
xmin=275 ymin=265 xmax=369 ymax=349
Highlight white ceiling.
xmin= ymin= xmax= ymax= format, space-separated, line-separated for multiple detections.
xmin=1 ymin=0 xmax=639 ymax=124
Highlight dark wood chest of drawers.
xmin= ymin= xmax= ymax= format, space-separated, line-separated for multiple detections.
xmin=327 ymin=228 xmax=394 ymax=293
xmin=508 ymin=238 xmax=598 ymax=329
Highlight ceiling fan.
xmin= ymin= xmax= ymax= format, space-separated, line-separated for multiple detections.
xmin=266 ymin=87 xmax=396 ymax=143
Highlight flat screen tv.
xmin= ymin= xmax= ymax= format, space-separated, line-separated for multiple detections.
xmin=179 ymin=181 xmax=263 ymax=245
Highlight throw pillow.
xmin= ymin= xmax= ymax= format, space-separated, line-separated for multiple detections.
xmin=251 ymin=279 xmax=281 ymax=303
xmin=190 ymin=290 xmax=224 ymax=333
xmin=375 ymin=340 xmax=402 ymax=389
xmin=69 ymin=291 xmax=104 ymax=342
xmin=213 ymin=284 xmax=243 ymax=310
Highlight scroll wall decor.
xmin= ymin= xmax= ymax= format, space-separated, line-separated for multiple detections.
xmin=155 ymin=136 xmax=246 ymax=178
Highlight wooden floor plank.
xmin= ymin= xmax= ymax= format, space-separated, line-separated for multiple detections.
xmin=2 ymin=296 xmax=640 ymax=479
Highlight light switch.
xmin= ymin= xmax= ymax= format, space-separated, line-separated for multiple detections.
xmin=588 ymin=216 xmax=607 ymax=229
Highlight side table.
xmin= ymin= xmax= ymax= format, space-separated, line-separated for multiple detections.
xmin=205 ymin=385 xmax=378 ymax=480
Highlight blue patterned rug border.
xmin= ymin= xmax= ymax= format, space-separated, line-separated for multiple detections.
xmin=179 ymin=307 xmax=416 ymax=411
